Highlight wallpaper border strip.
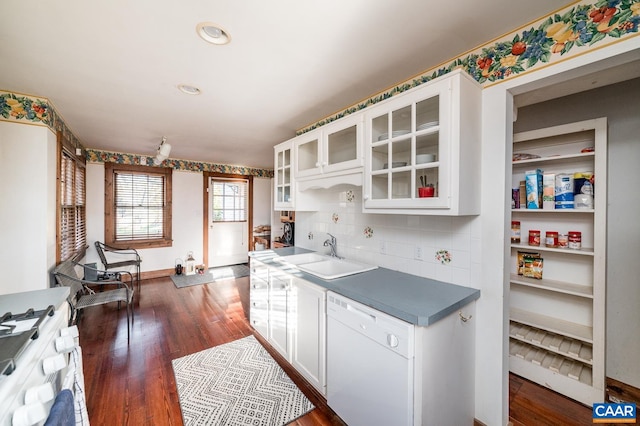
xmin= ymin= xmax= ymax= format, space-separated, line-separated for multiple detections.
xmin=297 ymin=0 xmax=640 ymax=135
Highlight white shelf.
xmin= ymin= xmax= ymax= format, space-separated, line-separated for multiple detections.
xmin=510 ymin=274 xmax=593 ymax=298
xmin=512 ymin=208 xmax=594 ymax=214
xmin=509 ymin=322 xmax=593 ymax=365
xmin=510 ymin=243 xmax=594 ymax=256
xmin=509 ymin=341 xmax=592 ymax=385
xmin=512 ymin=152 xmax=594 ymax=167
xmin=510 ymin=308 xmax=592 ymax=344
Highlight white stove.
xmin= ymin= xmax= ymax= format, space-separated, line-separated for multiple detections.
xmin=0 ymin=287 xmax=76 ymax=426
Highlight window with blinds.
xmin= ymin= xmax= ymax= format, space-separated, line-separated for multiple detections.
xmin=59 ymin=151 xmax=86 ymax=261
xmin=211 ymin=179 xmax=248 ymax=222
xmin=105 ymin=163 xmax=172 ymax=249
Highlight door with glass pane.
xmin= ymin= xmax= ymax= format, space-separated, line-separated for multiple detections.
xmin=208 ymin=178 xmax=248 ymax=267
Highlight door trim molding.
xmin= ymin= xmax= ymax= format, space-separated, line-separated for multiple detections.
xmin=203 ymin=172 xmax=253 ymax=268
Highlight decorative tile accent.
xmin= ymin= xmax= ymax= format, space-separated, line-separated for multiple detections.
xmin=363 ymin=226 xmax=374 ymax=238
xmin=297 ymin=0 xmax=640 ymax=135
xmin=331 ymin=213 xmax=339 ymax=223
xmin=86 ymin=149 xmax=274 ymax=177
xmin=346 ymin=190 xmax=355 ymax=202
xmin=436 ymin=249 xmax=452 ymax=265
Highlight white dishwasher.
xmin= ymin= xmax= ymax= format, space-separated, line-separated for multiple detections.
xmin=326 ymin=291 xmax=415 ymax=426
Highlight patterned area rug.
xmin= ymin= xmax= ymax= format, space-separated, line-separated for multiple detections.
xmin=172 ymin=335 xmax=314 ymax=425
xmin=171 ymin=264 xmax=250 ymax=288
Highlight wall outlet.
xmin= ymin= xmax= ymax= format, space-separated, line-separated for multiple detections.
xmin=414 ymin=245 xmax=424 ymax=261
xmin=380 ymin=241 xmax=387 ymax=255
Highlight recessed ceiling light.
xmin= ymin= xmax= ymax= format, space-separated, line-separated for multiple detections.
xmin=196 ymin=22 xmax=231 ymax=45
xmin=178 ymin=84 xmax=201 ymax=95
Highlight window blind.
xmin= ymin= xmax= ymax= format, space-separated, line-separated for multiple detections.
xmin=114 ymin=171 xmax=165 ymax=240
xmin=60 ymin=151 xmax=86 ymax=261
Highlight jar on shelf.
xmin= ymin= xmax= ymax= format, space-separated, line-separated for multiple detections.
xmin=568 ymin=231 xmax=582 ymax=249
xmin=511 ymin=221 xmax=521 ymax=243
xmin=528 ymin=230 xmax=541 ymax=246
xmin=558 ymin=234 xmax=568 ymax=249
xmin=545 ymin=231 xmax=559 ymax=248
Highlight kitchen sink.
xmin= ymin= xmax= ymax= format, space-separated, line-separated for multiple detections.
xmin=297 ymin=258 xmax=378 ymax=280
xmin=276 ymin=252 xmax=377 ymax=279
xmin=275 ymin=252 xmax=330 ymax=265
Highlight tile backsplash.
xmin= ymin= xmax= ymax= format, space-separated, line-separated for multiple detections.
xmin=294 ymin=188 xmax=481 ymax=287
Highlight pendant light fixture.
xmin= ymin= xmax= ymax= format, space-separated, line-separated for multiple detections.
xmin=154 ymin=136 xmax=171 ymax=165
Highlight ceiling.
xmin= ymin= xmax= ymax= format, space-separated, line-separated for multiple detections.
xmin=1 ymin=0 xmax=575 ymax=169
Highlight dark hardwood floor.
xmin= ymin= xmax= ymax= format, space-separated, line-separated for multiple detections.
xmin=78 ymin=276 xmax=593 ymax=425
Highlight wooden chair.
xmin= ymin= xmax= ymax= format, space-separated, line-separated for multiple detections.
xmin=94 ymin=241 xmax=141 ymax=296
xmin=53 ymin=260 xmax=134 ymax=342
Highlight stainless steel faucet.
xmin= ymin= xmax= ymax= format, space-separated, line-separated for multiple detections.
xmin=323 ymin=233 xmax=339 ymax=258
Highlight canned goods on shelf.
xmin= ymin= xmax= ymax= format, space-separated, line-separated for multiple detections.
xmin=568 ymin=231 xmax=582 ymax=249
xmin=528 ymin=230 xmax=541 ymax=246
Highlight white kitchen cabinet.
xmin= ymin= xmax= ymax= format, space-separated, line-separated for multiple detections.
xmin=362 ymin=69 xmax=481 ymax=215
xmin=249 ymin=259 xmax=269 ymax=338
xmin=290 ymin=277 xmax=326 ymax=395
xmin=508 ymin=118 xmax=607 ymax=406
xmin=268 ymin=267 xmax=292 ymax=360
xmin=249 ymin=262 xmax=328 ymax=394
xmin=294 ymin=114 xmax=363 ymax=182
xmin=274 ymin=140 xmax=294 ymax=210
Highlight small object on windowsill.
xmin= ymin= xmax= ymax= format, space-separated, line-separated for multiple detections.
xmin=195 ymin=264 xmax=206 ymax=275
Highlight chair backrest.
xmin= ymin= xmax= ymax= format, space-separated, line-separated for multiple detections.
xmin=53 ymin=260 xmax=85 ymax=306
xmin=94 ymin=241 xmax=109 ymax=268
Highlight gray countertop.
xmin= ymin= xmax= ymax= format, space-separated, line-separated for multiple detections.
xmin=249 ymin=247 xmax=480 ymax=327
xmin=0 ymin=287 xmax=69 ymax=314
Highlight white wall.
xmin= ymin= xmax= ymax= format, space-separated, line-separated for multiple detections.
xmin=294 ymin=188 xmax=482 ymax=287
xmin=513 ymin=77 xmax=640 ymax=389
xmin=253 ymin=177 xmax=272 ymax=228
xmin=85 ymin=164 xmax=204 ymax=271
xmin=0 ymin=121 xmax=57 ymax=295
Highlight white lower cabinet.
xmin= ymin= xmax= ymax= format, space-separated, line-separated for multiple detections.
xmin=268 ymin=268 xmax=292 ymax=360
xmin=249 ymin=261 xmax=327 ymax=395
xmin=290 ymin=277 xmax=326 ymax=394
xmin=249 ymin=259 xmax=269 ymax=338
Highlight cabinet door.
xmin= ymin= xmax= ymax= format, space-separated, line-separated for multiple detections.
xmin=274 ymin=141 xmax=294 ymax=210
xmin=364 ymin=76 xmax=452 ymax=210
xmin=291 ymin=278 xmax=326 ymax=394
xmin=268 ymin=270 xmax=291 ymax=360
xmin=322 ymin=114 xmax=363 ymax=175
xmin=294 ymin=130 xmax=321 ymax=178
xmin=249 ymin=261 xmax=269 ymax=338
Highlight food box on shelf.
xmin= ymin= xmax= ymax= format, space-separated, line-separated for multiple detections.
xmin=525 ymin=169 xmax=543 ymax=209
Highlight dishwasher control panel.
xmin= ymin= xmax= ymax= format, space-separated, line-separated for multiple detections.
xmin=327 ymin=292 xmax=414 ymax=359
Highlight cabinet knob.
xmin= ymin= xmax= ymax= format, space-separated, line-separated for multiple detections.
xmin=315 ymin=162 xmax=320 ymax=167
xmin=42 ymin=353 xmax=66 ymax=375
xmin=387 ymin=333 xmax=399 ymax=348
xmin=363 ymin=194 xmax=370 ymax=200
xmin=12 ymin=403 xmax=47 ymax=426
xmin=322 ymin=161 xmax=328 ymax=166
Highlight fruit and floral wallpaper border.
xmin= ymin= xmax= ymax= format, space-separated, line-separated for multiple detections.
xmin=298 ymin=0 xmax=640 ymax=135
xmin=0 ymin=91 xmax=273 ymax=177
xmin=86 ymin=149 xmax=274 ymax=177
xmin=0 ymin=91 xmax=85 ymax=153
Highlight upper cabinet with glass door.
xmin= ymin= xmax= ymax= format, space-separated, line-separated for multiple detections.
xmin=363 ymin=69 xmax=482 ymax=215
xmin=274 ymin=140 xmax=294 ymax=210
xmin=294 ymin=114 xmax=363 ymax=182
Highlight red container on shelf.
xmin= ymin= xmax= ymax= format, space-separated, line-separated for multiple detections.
xmin=528 ymin=230 xmax=541 ymax=246
xmin=545 ymin=231 xmax=559 ymax=248
xmin=568 ymin=231 xmax=582 ymax=249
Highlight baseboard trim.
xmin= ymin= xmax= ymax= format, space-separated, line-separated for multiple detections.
xmin=607 ymin=377 xmax=640 ymax=404
xmin=140 ymin=268 xmax=173 ymax=280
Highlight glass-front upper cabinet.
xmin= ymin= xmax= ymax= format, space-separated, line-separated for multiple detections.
xmin=294 ymin=114 xmax=363 ymax=180
xmin=274 ymin=140 xmax=294 ymax=210
xmin=363 ymin=69 xmax=482 ymax=215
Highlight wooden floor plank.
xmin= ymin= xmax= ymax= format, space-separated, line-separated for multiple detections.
xmin=77 ymin=275 xmax=593 ymax=425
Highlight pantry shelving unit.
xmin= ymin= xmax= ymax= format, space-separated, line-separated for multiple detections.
xmin=508 ymin=118 xmax=607 ymax=406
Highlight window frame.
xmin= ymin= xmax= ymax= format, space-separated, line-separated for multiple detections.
xmin=57 ymin=131 xmax=87 ymax=262
xmin=104 ymin=162 xmax=172 ymax=249
xmin=210 ymin=178 xmax=249 ymax=223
